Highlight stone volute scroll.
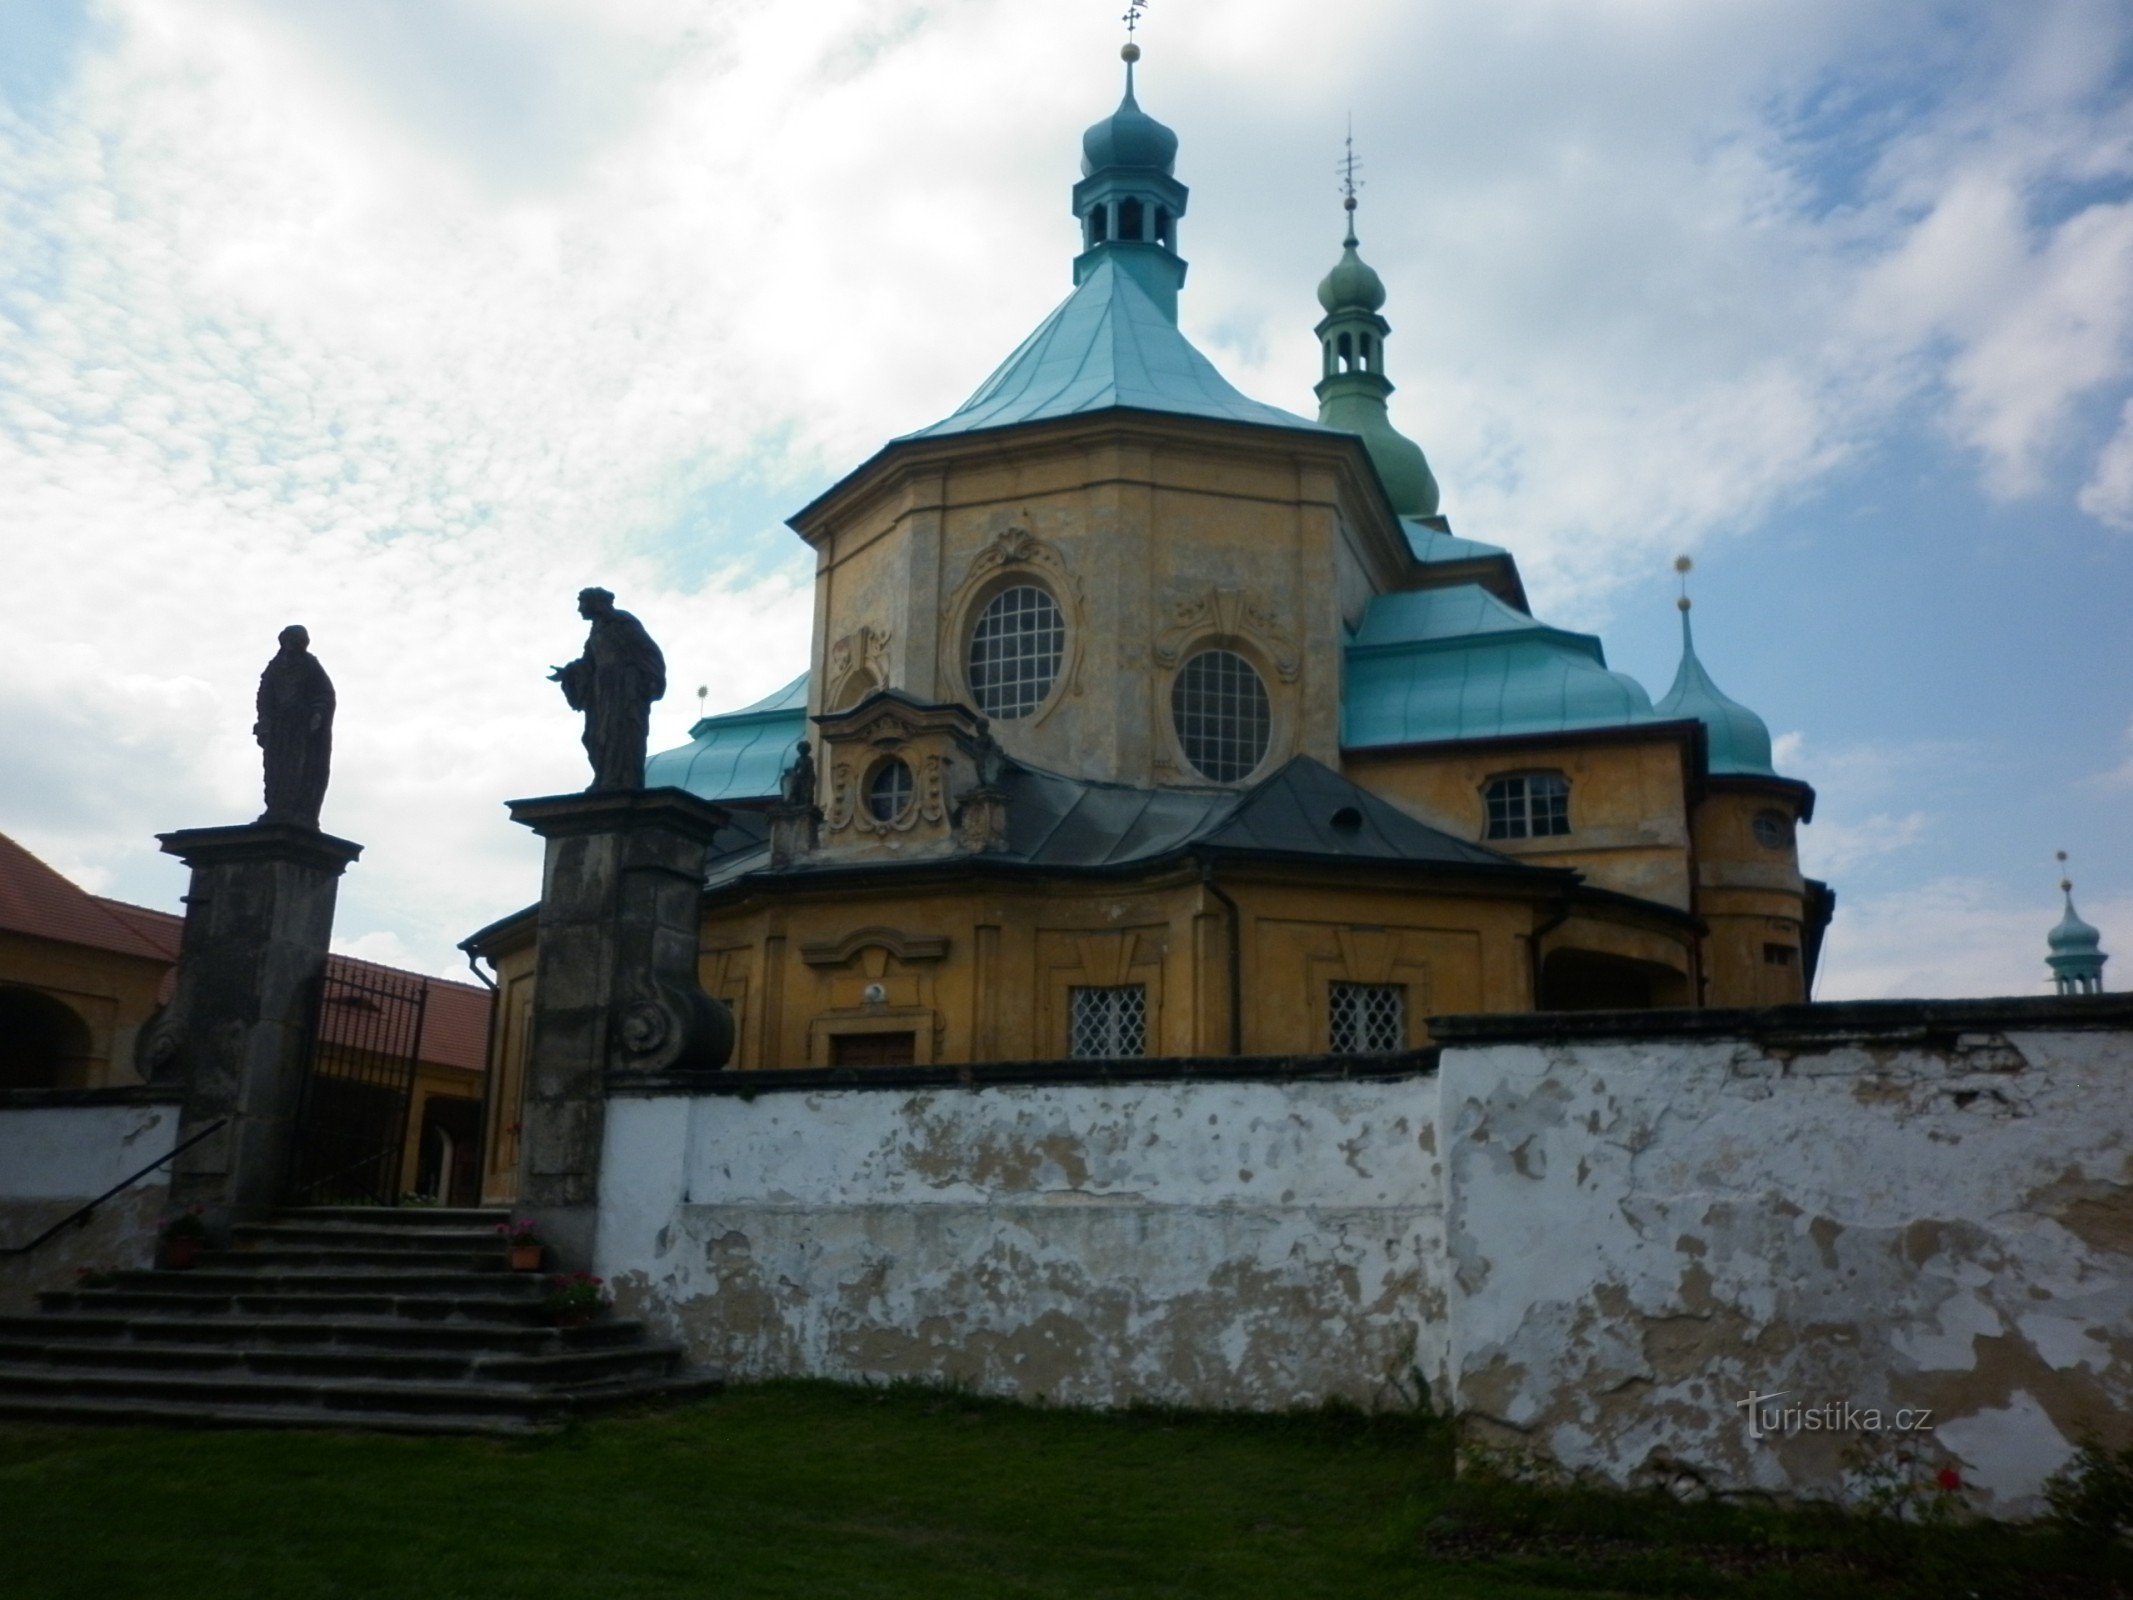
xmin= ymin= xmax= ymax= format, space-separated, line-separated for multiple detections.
xmin=254 ymin=624 xmax=336 ymax=828
xmin=550 ymin=587 xmax=667 ymax=791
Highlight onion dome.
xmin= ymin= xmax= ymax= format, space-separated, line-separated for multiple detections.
xmin=1081 ymin=55 xmax=1178 ymax=177
xmin=2046 ymin=864 xmax=2109 ymax=993
xmin=1070 ymin=46 xmax=1191 ymax=321
xmin=1313 ymin=204 xmax=1439 ymax=520
xmin=1318 ymin=235 xmax=1387 ymax=315
xmin=1652 ymin=600 xmax=1776 ymax=777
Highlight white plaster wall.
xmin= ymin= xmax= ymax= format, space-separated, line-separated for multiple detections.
xmin=599 ymin=1075 xmax=1444 ymax=1410
xmin=1439 ymin=1028 xmax=2133 ymax=1516
xmin=0 ymin=1101 xmax=179 ymax=1313
xmin=0 ymin=1101 xmax=178 ymax=1200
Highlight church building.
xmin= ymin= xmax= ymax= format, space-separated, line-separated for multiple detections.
xmin=469 ymin=49 xmax=1832 ymax=1102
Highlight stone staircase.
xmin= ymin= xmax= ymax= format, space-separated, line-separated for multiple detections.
xmin=0 ymin=1207 xmax=720 ymax=1435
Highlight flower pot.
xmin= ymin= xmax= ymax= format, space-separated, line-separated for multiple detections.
xmin=161 ymin=1235 xmax=204 ymax=1271
xmin=508 ymin=1243 xmax=544 ymax=1272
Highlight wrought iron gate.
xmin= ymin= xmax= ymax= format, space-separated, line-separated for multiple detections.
xmin=285 ymin=965 xmax=430 ymax=1208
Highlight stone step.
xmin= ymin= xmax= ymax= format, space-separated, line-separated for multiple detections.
xmin=40 ymin=1287 xmax=559 ymax=1324
xmin=5 ymin=1338 xmax=684 ymax=1387
xmin=230 ymin=1224 xmax=518 ymax=1253
xmin=199 ymin=1247 xmax=520 ymax=1273
xmin=107 ymin=1268 xmax=548 ymax=1296
xmin=0 ymin=1362 xmax=718 ymax=1420
xmin=0 ymin=1313 xmax=643 ymax=1354
xmin=274 ymin=1206 xmax=507 ymax=1229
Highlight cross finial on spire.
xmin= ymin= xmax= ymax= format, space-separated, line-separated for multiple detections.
xmin=1123 ymin=1 xmax=1147 ymax=40
xmin=1339 ymin=118 xmax=1363 ymax=245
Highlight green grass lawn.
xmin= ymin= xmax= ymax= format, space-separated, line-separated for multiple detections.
xmin=3 ymin=1382 xmax=2123 ymax=1600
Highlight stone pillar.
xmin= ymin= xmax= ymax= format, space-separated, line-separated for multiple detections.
xmin=143 ymin=823 xmax=363 ymax=1223
xmin=506 ymin=789 xmax=734 ymax=1269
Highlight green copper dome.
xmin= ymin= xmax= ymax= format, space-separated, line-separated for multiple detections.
xmin=2047 ymin=883 xmax=2109 ymax=993
xmin=1312 ymin=211 xmax=1440 ymax=520
xmin=1081 ymin=64 xmax=1178 ymax=177
xmin=2049 ymin=897 xmax=2103 ymax=954
xmin=1318 ymin=239 xmax=1387 ymax=314
xmin=1652 ymin=606 xmax=1776 ymax=777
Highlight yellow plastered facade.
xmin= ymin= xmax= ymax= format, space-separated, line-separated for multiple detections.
xmin=475 ymin=407 xmax=1817 ymax=1162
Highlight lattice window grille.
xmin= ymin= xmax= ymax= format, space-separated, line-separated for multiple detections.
xmin=1068 ymin=985 xmax=1147 ymax=1060
xmin=1329 ymin=982 xmax=1405 ymax=1055
xmin=969 ymin=585 xmax=1066 ymax=720
xmin=1171 ymin=649 xmax=1271 ymax=783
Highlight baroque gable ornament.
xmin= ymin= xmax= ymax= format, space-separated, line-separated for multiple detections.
xmin=1154 ymin=586 xmax=1301 ymax=682
xmin=826 ymin=624 xmax=892 ymax=711
xmin=942 ymin=522 xmax=1087 ymax=718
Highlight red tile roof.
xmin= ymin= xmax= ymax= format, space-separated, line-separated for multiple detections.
xmin=1 ymin=832 xmax=489 ymax=1075
xmin=0 ymin=832 xmax=171 ymax=963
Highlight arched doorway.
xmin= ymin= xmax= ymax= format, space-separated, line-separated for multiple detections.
xmin=1538 ymin=949 xmax=1691 ymax=1012
xmin=0 ymin=988 xmax=95 ymax=1088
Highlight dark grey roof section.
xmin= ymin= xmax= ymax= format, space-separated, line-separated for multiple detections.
xmin=1199 ymin=757 xmax=1517 ymax=867
xmin=704 ymin=755 xmax=1560 ymax=893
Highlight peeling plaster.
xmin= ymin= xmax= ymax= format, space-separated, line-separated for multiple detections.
xmin=1440 ymin=1026 xmax=2133 ymax=1516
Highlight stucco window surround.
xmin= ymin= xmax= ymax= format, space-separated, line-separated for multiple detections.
xmin=940 ymin=527 xmax=1085 ymax=731
xmin=1169 ymin=647 xmax=1275 ymax=784
xmin=967 ymin=584 xmax=1067 ymax=721
xmin=866 ymin=757 xmax=915 ymax=823
xmin=1152 ymin=585 xmax=1301 ymax=787
xmin=1481 ymin=772 xmax=1571 ymax=841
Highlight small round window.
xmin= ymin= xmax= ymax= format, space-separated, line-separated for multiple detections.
xmin=1752 ymin=809 xmax=1793 ymax=850
xmin=1171 ymin=649 xmax=1271 ymax=783
xmin=968 ymin=585 xmax=1065 ymax=720
xmin=867 ymin=759 xmax=914 ymax=822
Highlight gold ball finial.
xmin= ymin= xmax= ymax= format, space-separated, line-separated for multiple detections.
xmin=1122 ymin=40 xmax=1140 ymax=62
xmin=2062 ymin=879 xmax=2075 ymax=894
xmin=2056 ymin=850 xmax=2069 ymax=863
xmin=1673 ymin=555 xmax=1693 ymax=574
xmin=1676 ymin=596 xmax=1692 ymax=612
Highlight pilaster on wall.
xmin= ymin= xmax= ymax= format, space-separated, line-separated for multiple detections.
xmin=507 ymin=788 xmax=734 ymax=1270
xmin=146 ymin=823 xmax=362 ymax=1223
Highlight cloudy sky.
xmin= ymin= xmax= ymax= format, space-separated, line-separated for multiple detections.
xmin=2 ymin=0 xmax=2128 ymax=1000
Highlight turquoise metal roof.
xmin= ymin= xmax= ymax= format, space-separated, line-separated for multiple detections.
xmin=1402 ymin=517 xmax=1511 ymax=567
xmin=1342 ymin=584 xmax=1657 ymax=747
xmin=901 ymin=253 xmax=1327 ymax=443
xmin=645 ymin=672 xmax=808 ymax=803
xmin=1651 ymin=609 xmax=1775 ymax=777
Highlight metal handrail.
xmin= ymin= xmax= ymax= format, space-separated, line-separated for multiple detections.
xmin=0 ymin=1116 xmax=229 ymax=1257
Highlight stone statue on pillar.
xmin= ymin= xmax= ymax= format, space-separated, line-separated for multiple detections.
xmin=254 ymin=625 xmax=335 ymax=828
xmin=550 ymin=588 xmax=666 ymax=791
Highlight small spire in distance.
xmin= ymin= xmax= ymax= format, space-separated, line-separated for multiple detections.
xmin=1339 ymin=118 xmax=1364 ymax=247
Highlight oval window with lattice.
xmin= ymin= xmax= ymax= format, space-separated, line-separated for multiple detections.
xmin=967 ymin=585 xmax=1065 ymax=720
xmin=1171 ymin=649 xmax=1271 ymax=783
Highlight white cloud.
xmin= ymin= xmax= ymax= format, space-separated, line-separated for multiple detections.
xmin=1817 ymin=876 xmax=2128 ymax=1001
xmin=1 ymin=0 xmax=2129 ymax=974
xmin=2080 ymin=398 xmax=2133 ymax=530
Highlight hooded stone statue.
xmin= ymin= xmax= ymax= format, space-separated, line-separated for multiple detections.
xmin=254 ymin=625 xmax=335 ymax=827
xmin=550 ymin=587 xmax=666 ymax=790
